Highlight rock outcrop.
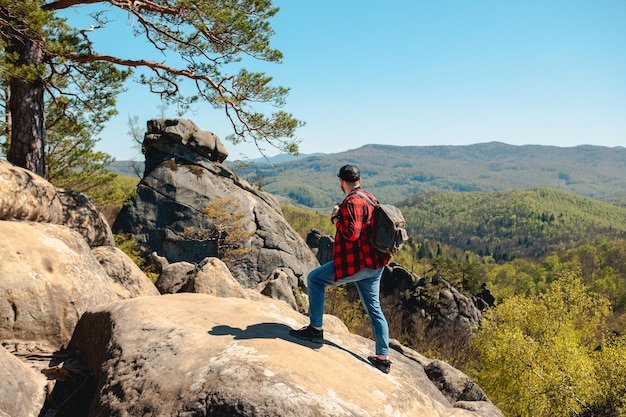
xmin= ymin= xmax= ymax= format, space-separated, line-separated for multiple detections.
xmin=0 ymin=221 xmax=124 ymax=347
xmin=306 ymin=229 xmax=334 ymax=264
xmin=142 ymin=118 xmax=229 ymax=168
xmin=0 ymin=344 xmax=47 ymax=417
xmin=92 ymin=246 xmax=161 ymax=299
xmin=409 ymin=276 xmax=485 ymax=332
xmin=63 ymin=293 xmax=502 ymax=417
xmin=1 ymin=125 xmax=503 ymax=416
xmin=0 ymin=160 xmax=113 ymax=247
xmin=113 ymin=118 xmax=319 ymax=289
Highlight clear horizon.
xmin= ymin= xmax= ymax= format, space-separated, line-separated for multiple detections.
xmin=59 ymin=1 xmax=625 ymax=161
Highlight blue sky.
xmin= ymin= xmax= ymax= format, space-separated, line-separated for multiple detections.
xmin=63 ymin=1 xmax=626 ymax=161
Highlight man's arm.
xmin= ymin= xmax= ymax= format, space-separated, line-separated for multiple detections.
xmin=335 ymin=201 xmax=364 ymax=241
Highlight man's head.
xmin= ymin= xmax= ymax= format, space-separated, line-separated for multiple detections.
xmin=337 ymin=164 xmax=360 ymax=183
xmin=337 ymin=165 xmax=361 ymax=194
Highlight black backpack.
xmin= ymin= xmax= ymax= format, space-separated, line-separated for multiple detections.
xmin=357 ymin=191 xmax=409 ymax=256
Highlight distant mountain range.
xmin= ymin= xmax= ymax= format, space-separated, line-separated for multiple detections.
xmin=112 ymin=142 xmax=626 ymax=209
xmin=244 ymin=152 xmax=324 ymax=164
xmin=110 ymin=152 xmax=321 ymax=176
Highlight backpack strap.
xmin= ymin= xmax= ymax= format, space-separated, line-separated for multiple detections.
xmin=355 ymin=191 xmax=378 ymax=229
xmin=355 ymin=190 xmax=379 ymax=208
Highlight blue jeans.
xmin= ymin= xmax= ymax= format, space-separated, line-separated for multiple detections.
xmin=307 ymin=261 xmax=389 ymax=356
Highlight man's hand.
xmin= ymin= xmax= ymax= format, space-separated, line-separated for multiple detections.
xmin=331 ymin=204 xmax=340 ymax=224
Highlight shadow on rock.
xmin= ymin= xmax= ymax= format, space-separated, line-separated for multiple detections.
xmin=209 ymin=322 xmax=371 ymax=366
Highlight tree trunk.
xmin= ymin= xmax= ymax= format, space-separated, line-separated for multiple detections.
xmin=5 ymin=20 xmax=46 ymax=176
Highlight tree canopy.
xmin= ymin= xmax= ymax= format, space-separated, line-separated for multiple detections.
xmin=469 ymin=272 xmax=626 ymax=417
xmin=0 ymin=0 xmax=302 ymax=176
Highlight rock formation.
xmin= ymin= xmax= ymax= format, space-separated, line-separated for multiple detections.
xmin=0 ymin=160 xmax=159 ymax=416
xmin=0 ymin=221 xmax=122 ymax=346
xmin=0 ymin=345 xmax=46 ymax=417
xmin=0 ymin=160 xmax=159 ymax=348
xmin=0 ymin=160 xmax=113 ymax=247
xmin=142 ymin=118 xmax=229 ymax=169
xmin=408 ymin=276 xmax=486 ymax=332
xmin=63 ymin=293 xmax=502 ymax=417
xmin=113 ymin=118 xmax=319 ymax=289
xmin=306 ymin=228 xmax=334 ymax=264
xmin=0 ymin=123 xmax=504 ymax=416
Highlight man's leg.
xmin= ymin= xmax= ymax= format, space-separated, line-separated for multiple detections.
xmin=353 ymin=267 xmax=389 ymax=357
xmin=306 ymin=261 xmax=335 ymax=328
xmin=352 ymin=267 xmax=392 ymax=373
xmin=290 ymin=261 xmax=335 ymax=343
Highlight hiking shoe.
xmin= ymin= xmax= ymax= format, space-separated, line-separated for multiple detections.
xmin=368 ymin=356 xmax=392 ymax=374
xmin=290 ymin=325 xmax=324 ymax=343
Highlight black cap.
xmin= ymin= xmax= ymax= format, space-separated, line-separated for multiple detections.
xmin=337 ymin=165 xmax=360 ymax=182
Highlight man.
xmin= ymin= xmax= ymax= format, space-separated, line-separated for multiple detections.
xmin=290 ymin=164 xmax=393 ymax=374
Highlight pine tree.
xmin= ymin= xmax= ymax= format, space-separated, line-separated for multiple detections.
xmin=1 ymin=0 xmax=302 ymax=176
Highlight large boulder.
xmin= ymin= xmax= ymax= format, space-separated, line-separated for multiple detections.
xmin=0 ymin=159 xmax=63 ymax=223
xmin=142 ymin=118 xmax=229 ymax=169
xmin=56 ymin=189 xmax=114 ymax=248
xmin=155 ymin=260 xmax=197 ymax=294
xmin=63 ymin=293 xmax=502 ymax=417
xmin=0 ymin=345 xmax=47 ymax=417
xmin=91 ymin=246 xmax=160 ymax=298
xmin=0 ymin=221 xmax=120 ymax=346
xmin=0 ymin=160 xmax=160 ymax=416
xmin=0 ymin=221 xmax=155 ymax=347
xmin=0 ymin=159 xmax=113 ymax=247
xmin=412 ymin=276 xmax=484 ymax=332
xmin=113 ymin=118 xmax=319 ymax=289
xmin=179 ymin=257 xmax=250 ymax=299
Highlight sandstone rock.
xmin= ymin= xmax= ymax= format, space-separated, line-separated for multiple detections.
xmin=155 ymin=260 xmax=196 ymax=294
xmin=180 ymin=257 xmax=248 ymax=299
xmin=66 ymin=293 xmax=498 ymax=417
xmin=425 ymin=360 xmax=489 ymax=403
xmin=143 ymin=118 xmax=228 ymax=170
xmin=306 ymin=229 xmax=334 ymax=264
xmin=256 ymin=268 xmax=299 ymax=310
xmin=0 ymin=345 xmax=47 ymax=417
xmin=150 ymin=251 xmax=170 ymax=273
xmin=0 ymin=221 xmax=120 ymax=347
xmin=0 ymin=160 xmax=114 ymax=248
xmin=113 ymin=118 xmax=319 ymax=289
xmin=56 ymin=189 xmax=114 ymax=247
xmin=0 ymin=159 xmax=64 ymax=223
xmin=432 ymin=279 xmax=483 ymax=331
xmin=91 ymin=246 xmax=160 ymax=298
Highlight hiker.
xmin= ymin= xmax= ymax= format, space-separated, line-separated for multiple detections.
xmin=290 ymin=164 xmax=393 ymax=374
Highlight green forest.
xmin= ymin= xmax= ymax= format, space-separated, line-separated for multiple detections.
xmin=104 ymin=153 xmax=626 ymax=416
xmin=5 ymin=0 xmax=623 ymax=412
xmin=282 ymin=187 xmax=626 ymax=417
xmin=400 ymin=188 xmax=626 ymax=261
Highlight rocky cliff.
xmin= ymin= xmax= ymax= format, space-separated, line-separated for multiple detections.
xmin=113 ymin=118 xmax=319 ymax=289
xmin=0 ymin=122 xmax=503 ymax=416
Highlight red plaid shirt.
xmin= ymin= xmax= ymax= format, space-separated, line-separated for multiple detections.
xmin=333 ymin=188 xmax=391 ymax=280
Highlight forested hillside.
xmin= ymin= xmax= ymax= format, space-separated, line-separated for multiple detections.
xmin=110 ymin=142 xmax=626 ymax=417
xmin=400 ymin=188 xmax=626 ymax=261
xmin=226 ymin=142 xmax=626 ymax=209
